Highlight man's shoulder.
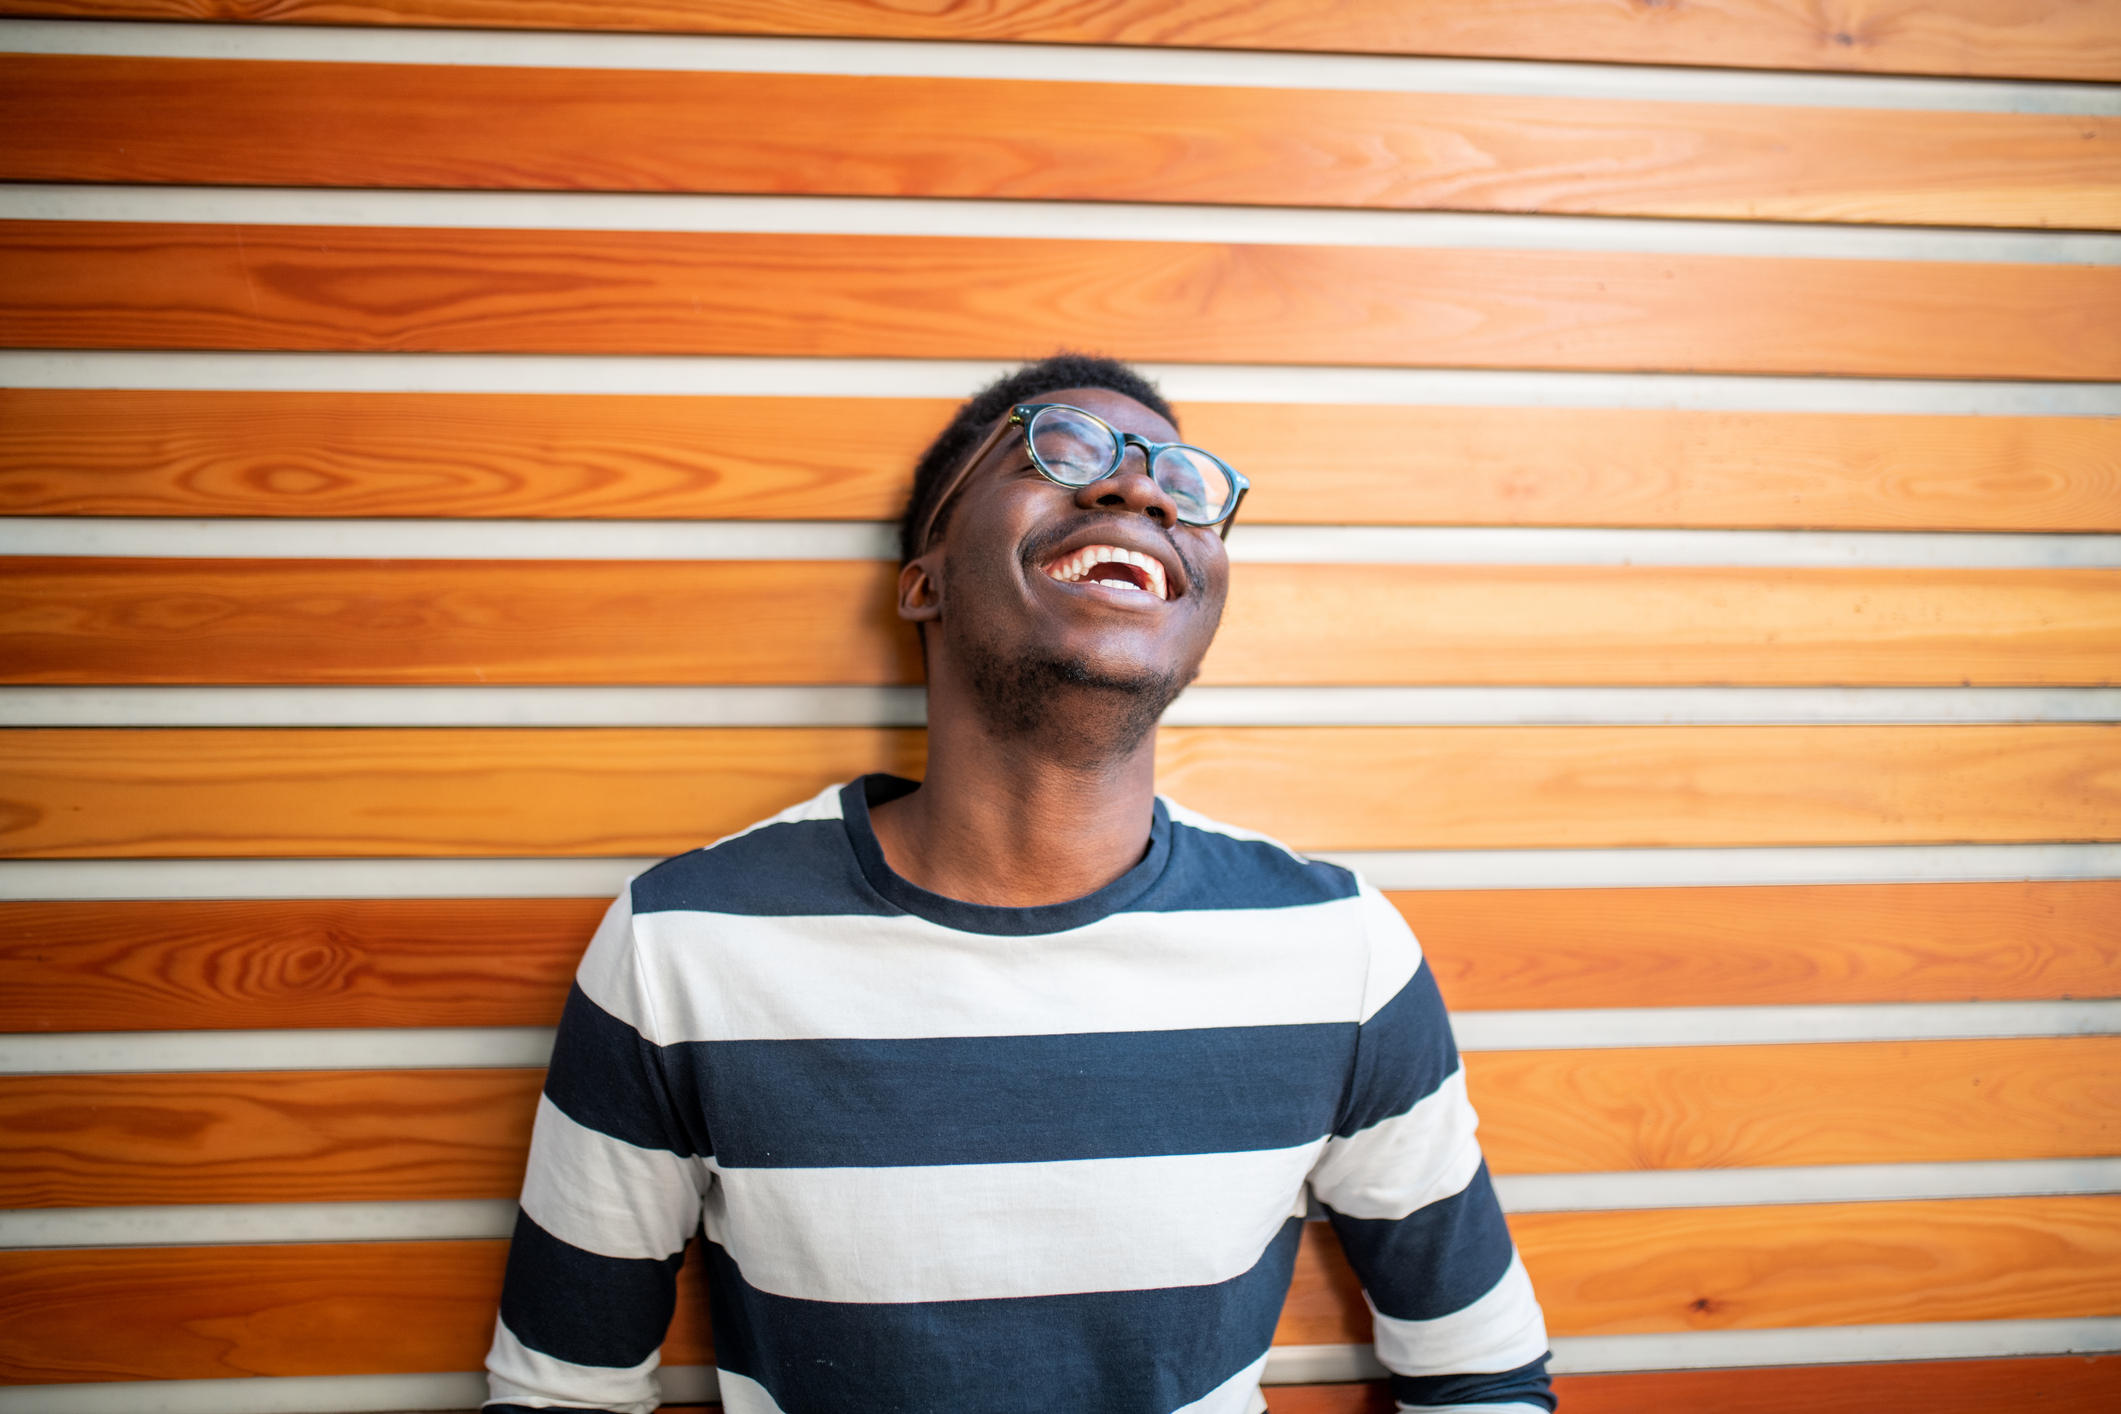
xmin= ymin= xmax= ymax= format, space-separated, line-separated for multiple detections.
xmin=629 ymin=783 xmax=882 ymax=918
xmin=1149 ymin=798 xmax=1364 ymax=912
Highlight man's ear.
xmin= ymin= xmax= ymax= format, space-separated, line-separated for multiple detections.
xmin=897 ymin=555 xmax=943 ymax=624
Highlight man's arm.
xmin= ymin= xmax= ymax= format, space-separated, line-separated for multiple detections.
xmin=1305 ymin=886 xmax=1554 ymax=1413
xmin=487 ymin=888 xmax=710 ymax=1413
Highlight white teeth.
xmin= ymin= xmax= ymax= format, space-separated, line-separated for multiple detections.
xmin=1043 ymin=544 xmax=1170 ymax=600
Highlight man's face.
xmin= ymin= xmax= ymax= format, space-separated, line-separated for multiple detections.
xmin=910 ymin=386 xmax=1231 ymax=739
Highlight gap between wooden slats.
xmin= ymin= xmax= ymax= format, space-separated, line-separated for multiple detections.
xmin=0 ymin=0 xmax=2113 ymax=81
xmin=6 ymin=390 xmax=2118 ymax=531
xmin=3 ymin=725 xmax=2116 ymax=856
xmin=5 ymin=56 xmax=2114 ymax=228
xmin=5 ymin=883 xmax=2113 ymax=1032
xmin=4 ymin=224 xmax=2115 ymax=380
xmin=4 ymin=1198 xmax=2116 ymax=1382
xmin=9 ymin=561 xmax=2119 ymax=686
xmin=2 ymin=1038 xmax=2111 ymax=1207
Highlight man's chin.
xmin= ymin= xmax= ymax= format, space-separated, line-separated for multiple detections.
xmin=958 ymin=639 xmax=1190 ymax=752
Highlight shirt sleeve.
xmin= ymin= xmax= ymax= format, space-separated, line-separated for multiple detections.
xmin=486 ymin=885 xmax=712 ymax=1413
xmin=1304 ymin=885 xmax=1554 ymax=1414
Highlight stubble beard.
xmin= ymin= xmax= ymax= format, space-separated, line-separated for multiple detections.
xmin=952 ymin=626 xmax=1190 ymax=764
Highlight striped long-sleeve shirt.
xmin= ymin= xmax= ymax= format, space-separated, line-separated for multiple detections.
xmin=486 ymin=774 xmax=1553 ymax=1414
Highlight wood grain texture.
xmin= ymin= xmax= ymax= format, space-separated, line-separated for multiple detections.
xmin=1282 ymin=1195 xmax=2121 ymax=1342
xmin=0 ymin=898 xmax=606 ymax=1032
xmin=11 ymin=559 xmax=2117 ymax=687
xmin=1547 ymin=1356 xmax=2121 ymax=1414
xmin=17 ymin=1038 xmax=2101 ymax=1205
xmin=5 ymin=882 xmax=2110 ymax=1034
xmin=1404 ymin=880 xmax=2121 ymax=1011
xmin=1469 ymin=1037 xmax=2121 ymax=1175
xmin=0 ymin=0 xmax=2111 ymax=80
xmin=0 ymin=1068 xmax=543 ymax=1208
xmin=7 ymin=56 xmax=2114 ymax=229
xmin=9 ymin=390 xmax=2118 ymax=533
xmin=3 ymin=723 xmax=2116 ymax=857
xmin=6 ymin=222 xmax=2114 ymax=380
xmin=6 ymin=1201 xmax=2116 ymax=1381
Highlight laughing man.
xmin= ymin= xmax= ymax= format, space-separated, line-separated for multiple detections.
xmin=486 ymin=354 xmax=1555 ymax=1414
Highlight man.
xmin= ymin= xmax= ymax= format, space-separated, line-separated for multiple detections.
xmin=486 ymin=354 xmax=1554 ymax=1413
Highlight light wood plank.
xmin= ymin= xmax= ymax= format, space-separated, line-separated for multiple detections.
xmin=1403 ymin=881 xmax=2121 ymax=1012
xmin=5 ymin=883 xmax=2110 ymax=1034
xmin=1469 ymin=1037 xmax=2121 ymax=1175
xmin=5 ymin=222 xmax=2113 ymax=380
xmin=9 ymin=390 xmax=2118 ymax=532
xmin=4 ymin=724 xmax=2114 ymax=857
xmin=10 ymin=559 xmax=2117 ymax=687
xmin=7 ymin=55 xmax=2114 ymax=228
xmin=0 ymin=899 xmax=605 ymax=1033
xmin=0 ymin=1 xmax=2111 ymax=81
xmin=10 ymin=1039 xmax=2103 ymax=1206
xmin=0 ymin=1069 xmax=544 ymax=1209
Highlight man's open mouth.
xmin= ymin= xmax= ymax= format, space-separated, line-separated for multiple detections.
xmin=1042 ymin=544 xmax=1171 ymax=601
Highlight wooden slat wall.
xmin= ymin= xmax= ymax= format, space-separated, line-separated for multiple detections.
xmin=2 ymin=3 xmax=2116 ymax=1412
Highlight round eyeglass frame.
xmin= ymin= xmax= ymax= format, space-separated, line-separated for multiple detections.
xmin=915 ymin=402 xmax=1250 ymax=556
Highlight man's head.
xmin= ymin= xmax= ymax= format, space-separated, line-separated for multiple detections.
xmin=896 ymin=354 xmax=1233 ymax=763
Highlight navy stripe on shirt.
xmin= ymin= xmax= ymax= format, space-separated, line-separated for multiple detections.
xmin=1335 ymin=960 xmax=1462 ymax=1137
xmin=1324 ymin=1163 xmax=1516 ymax=1322
xmin=498 ymin=1209 xmax=687 ymax=1370
xmin=1393 ymin=1356 xmax=1558 ymax=1412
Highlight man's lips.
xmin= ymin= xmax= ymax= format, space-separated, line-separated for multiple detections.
xmin=1042 ymin=543 xmax=1171 ymax=601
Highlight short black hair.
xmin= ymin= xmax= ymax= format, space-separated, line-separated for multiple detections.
xmin=898 ymin=352 xmax=1177 ymax=564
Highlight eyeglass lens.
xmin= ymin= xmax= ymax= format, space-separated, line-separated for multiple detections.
xmin=1025 ymin=406 xmax=1235 ymax=525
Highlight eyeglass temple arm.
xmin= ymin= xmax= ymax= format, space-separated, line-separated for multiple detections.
xmin=913 ymin=415 xmax=1017 ymax=557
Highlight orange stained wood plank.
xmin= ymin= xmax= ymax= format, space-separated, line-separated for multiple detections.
xmin=5 ymin=723 xmax=2116 ymax=858
xmin=0 ymin=1 xmax=2112 ymax=81
xmin=10 ymin=1039 xmax=2106 ymax=1207
xmin=1404 ymin=880 xmax=2121 ymax=1011
xmin=4 ymin=223 xmax=2114 ymax=381
xmin=0 ymin=1238 xmax=713 ymax=1382
xmin=7 ymin=56 xmax=2115 ymax=229
xmin=5 ymin=882 xmax=2112 ymax=1035
xmin=0 ymin=1068 xmax=545 ymax=1209
xmin=1281 ymin=1195 xmax=2121 ymax=1343
xmin=9 ymin=390 xmax=2120 ymax=532
xmin=1468 ymin=1037 xmax=2121 ymax=1175
xmin=1547 ymin=1356 xmax=2121 ymax=1414
xmin=10 ymin=559 xmax=2118 ymax=688
xmin=0 ymin=898 xmax=606 ymax=1033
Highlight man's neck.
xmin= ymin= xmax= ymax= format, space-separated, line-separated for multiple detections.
xmin=869 ymin=690 xmax=1161 ymax=909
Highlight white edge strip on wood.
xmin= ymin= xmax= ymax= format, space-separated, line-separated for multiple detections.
xmin=1450 ymin=1000 xmax=2121 ymax=1050
xmin=2 ymin=18 xmax=2113 ymax=114
xmin=7 ymin=686 xmax=2117 ymax=730
xmin=3 ymin=843 xmax=2115 ymax=902
xmin=4 ymin=1001 xmax=2113 ymax=1074
xmin=8 ymin=351 xmax=2117 ymax=416
xmin=6 ymin=1324 xmax=2120 ymax=1414
xmin=6 ymin=1159 xmax=2116 ymax=1250
xmin=7 ymin=185 xmax=2118 ymax=265
xmin=1325 ymin=842 xmax=2121 ymax=890
xmin=8 ymin=518 xmax=2120 ymax=568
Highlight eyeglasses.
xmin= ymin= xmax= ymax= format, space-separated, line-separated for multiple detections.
xmin=915 ymin=403 xmax=1249 ymax=555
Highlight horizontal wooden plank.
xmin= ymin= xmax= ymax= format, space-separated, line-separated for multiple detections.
xmin=4 ymin=724 xmax=2113 ymax=857
xmin=7 ymin=56 xmax=2114 ymax=229
xmin=1546 ymin=1356 xmax=2121 ymax=1414
xmin=1471 ymin=1037 xmax=2121 ymax=1175
xmin=1407 ymin=880 xmax=2121 ymax=1012
xmin=0 ymin=898 xmax=604 ymax=1033
xmin=0 ymin=1069 xmax=543 ymax=1208
xmin=8 ymin=1039 xmax=2108 ymax=1206
xmin=4 ymin=882 xmax=2109 ymax=1034
xmin=0 ymin=0 xmax=2112 ymax=81
xmin=10 ymin=559 xmax=2117 ymax=687
xmin=5 ymin=223 xmax=2113 ymax=380
xmin=7 ymin=390 xmax=2118 ymax=532
xmin=7 ymin=1197 xmax=2117 ymax=1381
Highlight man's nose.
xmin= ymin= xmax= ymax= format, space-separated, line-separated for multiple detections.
xmin=1072 ymin=445 xmax=1178 ymax=524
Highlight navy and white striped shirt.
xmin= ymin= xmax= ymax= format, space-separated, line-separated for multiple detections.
xmin=486 ymin=775 xmax=1553 ymax=1414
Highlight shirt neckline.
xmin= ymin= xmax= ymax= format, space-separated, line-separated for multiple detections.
xmin=839 ymin=775 xmax=1172 ymax=937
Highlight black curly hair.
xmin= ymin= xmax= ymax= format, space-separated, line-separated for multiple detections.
xmin=897 ymin=353 xmax=1177 ymax=564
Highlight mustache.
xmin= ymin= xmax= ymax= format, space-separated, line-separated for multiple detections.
xmin=1017 ymin=514 xmax=1202 ymax=599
